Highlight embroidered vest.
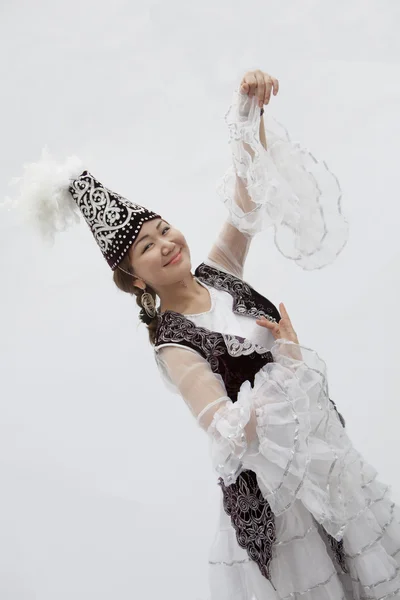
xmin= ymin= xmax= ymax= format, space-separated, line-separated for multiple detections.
xmin=154 ymin=262 xmax=347 ymax=579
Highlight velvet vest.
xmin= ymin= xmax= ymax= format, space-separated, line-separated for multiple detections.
xmin=154 ymin=262 xmax=347 ymax=579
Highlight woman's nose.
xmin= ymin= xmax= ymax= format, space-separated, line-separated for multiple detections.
xmin=162 ymin=241 xmax=175 ymax=254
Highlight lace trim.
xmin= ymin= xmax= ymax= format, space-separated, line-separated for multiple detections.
xmin=195 ymin=262 xmax=280 ymax=322
xmin=255 ymin=340 xmax=383 ymax=539
xmin=218 ymin=470 xmax=276 ymax=581
xmin=218 ymin=89 xmax=349 ymax=271
xmin=222 ymin=333 xmax=270 ymax=356
xmin=155 ymin=311 xmax=271 ymax=362
xmin=254 ymin=368 xmax=311 ymax=516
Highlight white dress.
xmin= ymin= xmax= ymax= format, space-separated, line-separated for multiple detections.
xmin=154 ymin=88 xmax=400 ymax=599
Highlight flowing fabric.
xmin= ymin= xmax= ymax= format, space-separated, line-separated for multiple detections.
xmin=207 ymin=87 xmax=349 ymax=278
xmin=155 ymin=338 xmax=400 ymax=599
xmin=152 ymin=87 xmax=400 ymax=598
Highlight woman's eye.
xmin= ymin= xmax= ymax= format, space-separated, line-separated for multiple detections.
xmin=142 ymin=226 xmax=170 ymax=253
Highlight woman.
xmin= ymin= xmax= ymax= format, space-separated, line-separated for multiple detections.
xmin=8 ymin=69 xmax=400 ymax=599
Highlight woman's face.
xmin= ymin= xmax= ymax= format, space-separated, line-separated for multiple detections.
xmin=128 ymin=217 xmax=191 ymax=291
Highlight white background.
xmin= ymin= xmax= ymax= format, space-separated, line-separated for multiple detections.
xmin=1 ymin=1 xmax=400 ymax=598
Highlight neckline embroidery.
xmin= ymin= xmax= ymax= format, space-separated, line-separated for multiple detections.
xmin=154 ymin=262 xmax=279 ymax=356
xmin=157 ymin=262 xmax=279 ymax=324
xmin=195 ymin=262 xmax=279 ymax=322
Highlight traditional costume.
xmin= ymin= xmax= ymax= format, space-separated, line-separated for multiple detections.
xmin=6 ymin=86 xmax=400 ymax=600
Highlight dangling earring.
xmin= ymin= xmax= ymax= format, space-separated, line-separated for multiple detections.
xmin=140 ymin=289 xmax=156 ymax=319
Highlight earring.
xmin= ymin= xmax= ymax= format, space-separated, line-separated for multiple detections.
xmin=140 ymin=289 xmax=156 ymax=319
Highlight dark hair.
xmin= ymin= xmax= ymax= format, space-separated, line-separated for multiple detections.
xmin=112 ymin=252 xmax=159 ymax=345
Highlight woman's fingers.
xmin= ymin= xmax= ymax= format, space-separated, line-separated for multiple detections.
xmin=251 ymin=74 xmax=258 ymax=98
xmin=279 ymin=303 xmax=299 ymax=343
xmin=263 ymin=74 xmax=273 ymax=106
xmin=240 ymin=70 xmax=279 ymax=107
xmin=256 ymin=316 xmax=279 ymax=331
xmin=256 ymin=316 xmax=269 ymax=327
xmin=271 ymin=77 xmax=279 ymax=96
xmin=254 ymin=70 xmax=266 ymax=107
xmin=279 ymin=302 xmax=293 ymax=327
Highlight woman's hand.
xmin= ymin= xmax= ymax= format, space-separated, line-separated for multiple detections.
xmin=256 ymin=303 xmax=302 ymax=361
xmin=256 ymin=303 xmax=299 ymax=344
xmin=240 ymin=69 xmax=279 ymax=108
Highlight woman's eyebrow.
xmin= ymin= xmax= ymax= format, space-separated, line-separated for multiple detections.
xmin=133 ymin=219 xmax=164 ymax=249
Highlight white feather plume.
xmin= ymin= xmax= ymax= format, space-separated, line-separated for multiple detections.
xmin=7 ymin=148 xmax=85 ymax=243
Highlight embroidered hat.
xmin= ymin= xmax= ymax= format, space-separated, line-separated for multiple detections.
xmin=6 ymin=150 xmax=161 ymax=270
xmin=69 ymin=170 xmax=160 ymax=270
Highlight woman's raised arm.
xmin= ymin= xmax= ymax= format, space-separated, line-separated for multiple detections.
xmin=207 ymin=113 xmax=268 ymax=279
xmin=207 ymin=72 xmax=272 ymax=279
xmin=209 ymin=71 xmax=349 ymax=276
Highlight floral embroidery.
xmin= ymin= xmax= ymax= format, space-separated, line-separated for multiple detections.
xmin=155 ymin=311 xmax=273 ymax=402
xmin=195 ymin=262 xmax=280 ymax=322
xmin=218 ymin=470 xmax=276 ymax=580
xmin=69 ymin=171 xmax=160 ymax=270
xmin=222 ymin=334 xmax=271 ymax=357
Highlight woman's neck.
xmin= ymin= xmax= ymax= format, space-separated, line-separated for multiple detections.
xmin=158 ymin=273 xmax=209 ymax=315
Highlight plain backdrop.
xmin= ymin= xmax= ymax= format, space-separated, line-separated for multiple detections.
xmin=1 ymin=1 xmax=400 ymax=598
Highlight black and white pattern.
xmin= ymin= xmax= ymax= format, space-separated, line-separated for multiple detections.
xmin=155 ymin=262 xmax=351 ymax=583
xmin=69 ymin=170 xmax=160 ymax=270
xmin=218 ymin=470 xmax=276 ymax=581
xmin=195 ymin=262 xmax=280 ymax=322
xmin=155 ymin=310 xmax=273 ymax=402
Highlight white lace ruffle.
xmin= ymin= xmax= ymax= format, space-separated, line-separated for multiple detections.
xmin=216 ymin=88 xmax=349 ymax=270
xmin=207 ymin=336 xmax=396 ymax=536
xmin=209 ymin=494 xmax=400 ymax=599
xmin=235 ymin=339 xmax=380 ymax=539
xmin=207 ymin=388 xmax=253 ymax=484
xmin=207 ymin=340 xmax=400 ymax=598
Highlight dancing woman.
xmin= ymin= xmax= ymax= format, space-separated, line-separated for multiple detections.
xmin=8 ymin=68 xmax=400 ymax=599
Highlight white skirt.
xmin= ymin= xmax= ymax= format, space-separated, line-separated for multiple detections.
xmin=207 ymin=339 xmax=400 ymax=600
xmin=208 ymin=482 xmax=400 ymax=600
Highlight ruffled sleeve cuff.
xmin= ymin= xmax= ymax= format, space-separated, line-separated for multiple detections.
xmin=238 ymin=339 xmax=377 ymax=540
xmin=207 ymin=384 xmax=253 ymax=485
xmin=216 ymin=87 xmax=350 ymax=270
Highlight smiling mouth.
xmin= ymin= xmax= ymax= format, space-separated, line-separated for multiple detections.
xmin=165 ymin=249 xmax=182 ymax=266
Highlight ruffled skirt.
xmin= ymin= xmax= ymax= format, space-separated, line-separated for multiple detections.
xmin=209 ymin=487 xmax=400 ymax=600
xmin=207 ymin=340 xmax=400 ymax=600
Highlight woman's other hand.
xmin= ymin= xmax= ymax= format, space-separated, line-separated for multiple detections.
xmin=256 ymin=303 xmax=299 ymax=344
xmin=240 ymin=69 xmax=279 ymax=108
xmin=256 ymin=303 xmax=302 ymax=361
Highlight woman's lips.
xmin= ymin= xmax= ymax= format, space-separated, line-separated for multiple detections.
xmin=166 ymin=249 xmax=182 ymax=266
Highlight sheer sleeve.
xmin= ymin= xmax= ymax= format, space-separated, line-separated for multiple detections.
xmin=210 ymin=87 xmax=349 ymax=274
xmin=154 ymin=344 xmax=258 ymax=483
